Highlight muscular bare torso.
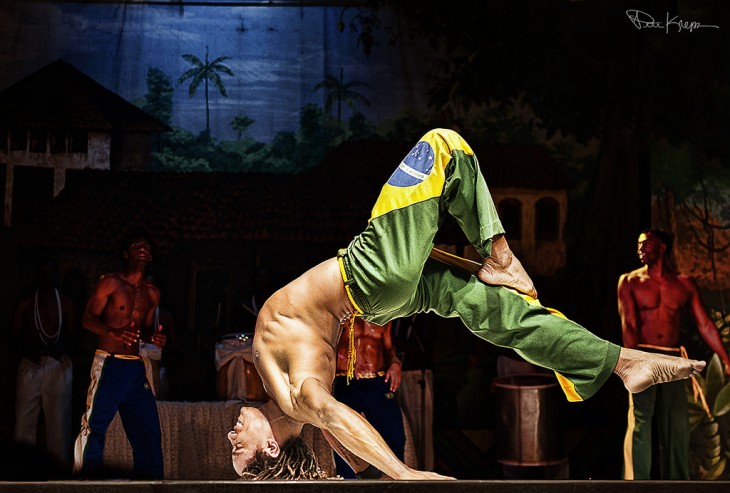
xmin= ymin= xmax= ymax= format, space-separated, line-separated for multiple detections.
xmin=252 ymin=258 xmax=354 ymax=418
xmin=620 ymin=267 xmax=693 ymax=346
xmin=90 ymin=273 xmax=159 ymax=355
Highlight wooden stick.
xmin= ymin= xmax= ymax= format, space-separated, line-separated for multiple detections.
xmin=428 ymin=247 xmax=481 ymax=276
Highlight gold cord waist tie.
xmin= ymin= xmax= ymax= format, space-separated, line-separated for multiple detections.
xmin=336 ymin=370 xmax=386 ymax=379
xmin=637 ymin=344 xmax=711 ymax=418
xmin=337 ymin=252 xmax=364 ymax=384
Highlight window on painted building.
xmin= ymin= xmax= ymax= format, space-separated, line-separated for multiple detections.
xmin=50 ymin=130 xmax=66 ymax=153
xmin=68 ymin=130 xmax=88 ymax=153
xmin=12 ymin=166 xmax=54 ymax=225
xmin=30 ymin=130 xmax=46 ymax=153
xmin=535 ymin=197 xmax=559 ymax=241
xmin=498 ymin=198 xmax=522 ymax=240
xmin=10 ymin=129 xmax=26 ymax=151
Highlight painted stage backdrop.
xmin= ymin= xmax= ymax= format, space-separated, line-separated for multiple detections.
xmin=2 ymin=0 xmax=730 ymax=480
xmin=0 ymin=1 xmax=430 ymax=173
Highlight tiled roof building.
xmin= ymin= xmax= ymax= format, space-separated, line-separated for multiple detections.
xmin=0 ymin=59 xmax=169 ymax=226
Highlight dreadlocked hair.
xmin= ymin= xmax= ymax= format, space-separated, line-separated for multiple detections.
xmin=238 ymin=435 xmax=330 ymax=480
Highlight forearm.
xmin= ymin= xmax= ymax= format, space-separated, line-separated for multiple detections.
xmin=82 ymin=313 xmax=119 ymax=337
xmin=320 ymin=429 xmax=375 ymax=477
xmin=385 ymin=348 xmax=401 ymax=367
xmin=317 ymin=400 xmax=411 ymax=479
xmin=699 ymin=322 xmax=730 ymax=365
xmin=82 ymin=314 xmax=139 ymax=346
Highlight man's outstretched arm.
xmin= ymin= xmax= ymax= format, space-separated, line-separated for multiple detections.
xmin=292 ymin=377 xmax=452 ymax=480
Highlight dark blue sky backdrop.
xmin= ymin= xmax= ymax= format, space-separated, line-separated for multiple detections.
xmin=0 ymin=1 xmax=427 ymax=142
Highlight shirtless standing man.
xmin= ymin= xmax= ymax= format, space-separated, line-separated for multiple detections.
xmin=228 ymin=128 xmax=705 ymax=481
xmin=619 ymin=229 xmax=730 ymax=480
xmin=332 ymin=319 xmax=406 ymax=478
xmin=73 ymin=233 xmax=167 ymax=479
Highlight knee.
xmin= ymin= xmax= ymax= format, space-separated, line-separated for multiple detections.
xmin=419 ymin=128 xmax=472 ymax=161
xmin=422 ymin=128 xmax=461 ymax=142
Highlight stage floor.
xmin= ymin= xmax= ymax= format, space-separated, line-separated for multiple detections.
xmin=2 ymin=481 xmax=730 ymax=493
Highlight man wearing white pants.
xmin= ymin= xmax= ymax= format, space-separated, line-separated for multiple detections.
xmin=11 ymin=260 xmax=77 ymax=471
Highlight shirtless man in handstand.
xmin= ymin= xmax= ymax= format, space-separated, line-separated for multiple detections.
xmin=228 ymin=129 xmax=705 ymax=480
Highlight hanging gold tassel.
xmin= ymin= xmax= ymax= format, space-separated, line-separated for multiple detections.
xmin=346 ymin=313 xmax=357 ymax=383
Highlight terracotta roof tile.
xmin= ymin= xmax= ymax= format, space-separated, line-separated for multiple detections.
xmin=12 ymin=170 xmax=380 ymax=253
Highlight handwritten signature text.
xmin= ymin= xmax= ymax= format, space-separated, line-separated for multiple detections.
xmin=626 ymin=10 xmax=719 ymax=33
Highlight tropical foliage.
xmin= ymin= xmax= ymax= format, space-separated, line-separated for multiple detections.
xmin=688 ymin=310 xmax=730 ymax=479
xmin=313 ymin=68 xmax=371 ymax=130
xmin=178 ymin=46 xmax=234 ymax=134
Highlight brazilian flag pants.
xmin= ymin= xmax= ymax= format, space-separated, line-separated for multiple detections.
xmin=338 ymin=128 xmax=620 ymax=401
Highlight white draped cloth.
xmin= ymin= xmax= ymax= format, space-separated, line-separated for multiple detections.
xmin=214 ymin=336 xmax=255 ymax=401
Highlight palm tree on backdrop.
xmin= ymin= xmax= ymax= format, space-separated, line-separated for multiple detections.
xmin=178 ymin=45 xmax=234 ymax=136
xmin=313 ymin=67 xmax=371 ymax=132
xmin=231 ymin=115 xmax=254 ymax=140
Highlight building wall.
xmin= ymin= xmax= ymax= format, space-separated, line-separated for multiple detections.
xmin=111 ymin=132 xmax=152 ymax=171
xmin=1 ymin=129 xmax=111 ymax=225
xmin=462 ymin=188 xmax=568 ymax=278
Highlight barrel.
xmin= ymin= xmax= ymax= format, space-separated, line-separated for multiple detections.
xmin=492 ymin=373 xmax=566 ymax=466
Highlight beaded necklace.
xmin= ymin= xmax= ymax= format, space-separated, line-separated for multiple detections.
xmin=34 ymin=289 xmax=62 ymax=345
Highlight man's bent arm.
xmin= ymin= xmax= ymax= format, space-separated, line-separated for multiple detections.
xmin=294 ymin=377 xmax=417 ymax=479
xmin=618 ymin=275 xmax=639 ymax=348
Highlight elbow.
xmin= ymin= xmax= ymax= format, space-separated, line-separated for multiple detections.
xmin=81 ymin=313 xmax=96 ymax=333
xmin=291 ymin=387 xmax=338 ymax=428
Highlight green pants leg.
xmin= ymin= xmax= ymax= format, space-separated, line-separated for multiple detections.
xmin=342 ymin=128 xmax=502 ymax=316
xmin=624 ymin=381 xmax=689 ymax=479
xmin=341 ymin=128 xmax=620 ymax=401
xmin=380 ymin=260 xmax=620 ymax=401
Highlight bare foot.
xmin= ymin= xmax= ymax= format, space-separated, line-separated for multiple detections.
xmin=614 ymin=347 xmax=706 ymax=393
xmin=478 ymin=235 xmax=538 ymax=298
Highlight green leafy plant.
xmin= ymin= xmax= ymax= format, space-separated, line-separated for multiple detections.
xmin=688 ymin=310 xmax=730 ymax=480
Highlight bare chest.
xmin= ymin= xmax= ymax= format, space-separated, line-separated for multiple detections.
xmin=104 ymin=283 xmax=155 ymax=325
xmin=632 ymin=276 xmax=690 ymax=312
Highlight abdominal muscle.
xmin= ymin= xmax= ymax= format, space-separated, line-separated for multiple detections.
xmin=637 ymin=307 xmax=682 ymax=347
